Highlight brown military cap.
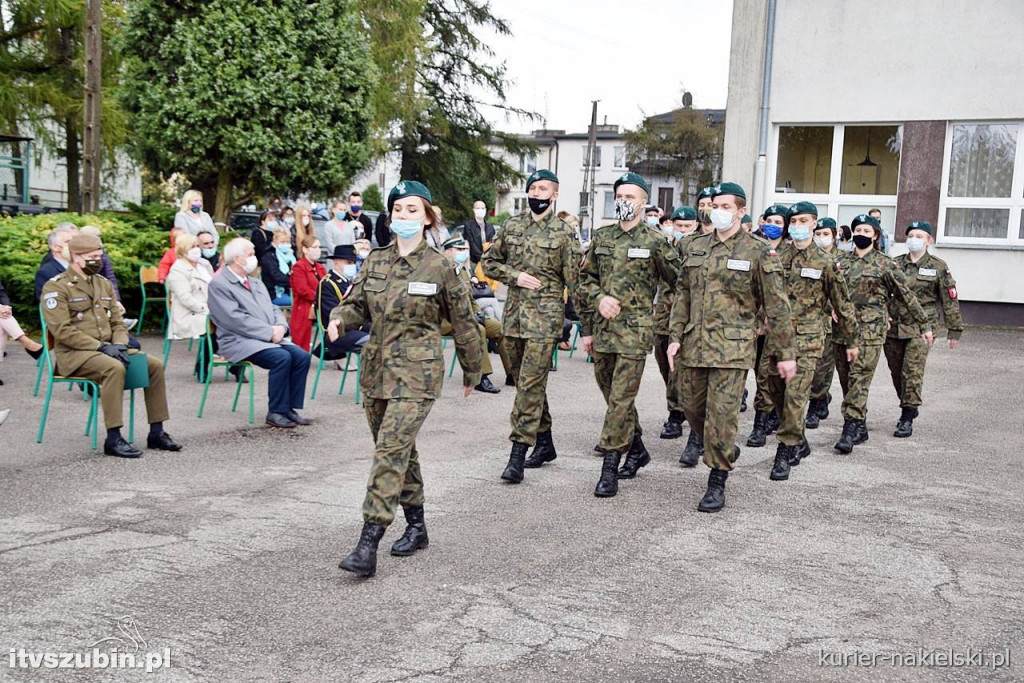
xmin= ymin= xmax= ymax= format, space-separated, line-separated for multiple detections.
xmin=67 ymin=233 xmax=103 ymax=254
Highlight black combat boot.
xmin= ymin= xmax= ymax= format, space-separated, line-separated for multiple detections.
xmin=805 ymin=399 xmax=821 ymax=429
xmin=594 ymin=451 xmax=622 ymax=497
xmin=770 ymin=444 xmax=793 ymax=481
xmin=834 ymin=419 xmax=857 ymax=454
xmin=679 ymin=430 xmax=704 ymax=467
xmin=818 ymin=392 xmax=832 ymax=420
xmin=339 ymin=522 xmax=388 ymax=577
xmin=794 ymin=440 xmax=811 ymax=465
xmin=390 ymin=505 xmax=429 ymax=557
xmin=740 ymin=388 xmax=748 ymax=413
xmin=893 ymin=407 xmax=918 ymax=438
xmin=766 ymin=409 xmax=781 ymax=435
xmin=500 ymin=442 xmax=529 ymax=483
xmin=698 ymin=469 xmax=729 ymax=512
xmin=617 ymin=434 xmax=651 ymax=479
xmin=524 ymin=431 xmax=557 ymax=468
xmin=746 ymin=410 xmax=770 ymax=447
xmin=853 ymin=419 xmax=869 ymax=444
xmin=660 ymin=410 xmax=684 ymax=439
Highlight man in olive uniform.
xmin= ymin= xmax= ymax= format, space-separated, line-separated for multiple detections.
xmin=883 ymin=220 xmax=963 ymax=438
xmin=667 ymin=182 xmax=796 ymax=512
xmin=762 ymin=202 xmax=859 ymax=481
xmin=441 ymin=234 xmax=510 ymax=394
xmin=805 ymin=217 xmax=840 ymax=429
xmin=41 ymin=233 xmax=180 ymax=458
xmin=482 ymin=170 xmax=580 ymax=483
xmin=577 ymin=173 xmax=682 ymax=497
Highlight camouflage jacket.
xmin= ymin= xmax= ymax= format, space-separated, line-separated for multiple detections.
xmin=653 ymin=236 xmax=686 ymax=336
xmin=887 ymin=251 xmax=963 ymax=341
xmin=576 ymin=222 xmax=682 ymax=355
xmin=41 ymin=270 xmax=128 ymax=376
xmin=481 ymin=211 xmax=579 ymax=340
xmin=774 ymin=242 xmax=858 ymax=356
xmin=669 ymin=229 xmax=795 ymax=369
xmin=836 ymin=249 xmax=928 ymax=346
xmin=330 ymin=240 xmax=482 ymax=399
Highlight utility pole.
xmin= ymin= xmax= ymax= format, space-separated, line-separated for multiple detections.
xmin=82 ymin=0 xmax=102 ymax=213
xmin=581 ymin=100 xmax=598 ymax=242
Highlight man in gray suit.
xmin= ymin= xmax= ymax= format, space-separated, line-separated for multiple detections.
xmin=208 ymin=238 xmax=312 ymax=428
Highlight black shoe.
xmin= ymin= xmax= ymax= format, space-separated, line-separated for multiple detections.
xmin=524 ymin=431 xmax=557 ymax=468
xmin=501 ymin=442 xmax=529 ymax=483
xmin=146 ymin=431 xmax=182 ymax=451
xmin=794 ymin=441 xmax=811 ymax=464
xmin=731 ymin=445 xmax=741 ymax=464
xmin=659 ymin=410 xmax=684 ymax=439
xmin=698 ymin=469 xmax=729 ymax=512
xmin=104 ymin=437 xmax=142 ymax=458
xmin=26 ymin=345 xmax=44 ymax=361
xmin=746 ymin=410 xmax=769 ymax=447
xmin=266 ymin=412 xmax=297 ymax=428
xmin=894 ymin=407 xmax=917 ymax=438
xmin=740 ymin=388 xmax=748 ymax=413
xmin=617 ymin=435 xmax=651 ymax=479
xmin=229 ymin=366 xmax=249 ymax=383
xmin=766 ymin=409 xmax=781 ymax=435
xmin=818 ymin=393 xmax=831 ymax=420
xmin=285 ymin=409 xmax=312 ymax=426
xmin=834 ymin=418 xmax=857 ymax=454
xmin=505 ymin=375 xmax=515 ymax=387
xmin=593 ymin=443 xmax=607 ymax=455
xmin=390 ymin=505 xmax=429 ymax=556
xmin=853 ymin=420 xmax=869 ymax=444
xmin=770 ymin=444 xmax=792 ymax=481
xmin=805 ymin=399 xmax=820 ymax=429
xmin=339 ymin=522 xmax=388 ymax=577
xmin=474 ymin=375 xmax=500 ymax=394
xmin=594 ymin=451 xmax=622 ymax=497
xmin=679 ymin=430 xmax=704 ymax=467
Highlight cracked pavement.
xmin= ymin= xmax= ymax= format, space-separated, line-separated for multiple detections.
xmin=0 ymin=328 xmax=1021 ymax=681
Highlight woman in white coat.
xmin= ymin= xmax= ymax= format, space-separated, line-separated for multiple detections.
xmin=166 ymin=233 xmax=214 ymax=379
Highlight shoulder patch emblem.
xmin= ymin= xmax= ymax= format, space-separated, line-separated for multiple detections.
xmin=45 ymin=297 xmax=58 ymax=310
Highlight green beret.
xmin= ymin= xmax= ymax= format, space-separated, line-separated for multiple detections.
xmin=613 ymin=172 xmax=651 ymax=198
xmin=741 ymin=214 xmax=752 ymax=224
xmin=525 ymin=169 xmax=559 ymax=191
xmin=816 ymin=217 xmax=837 ymax=232
xmin=672 ymin=206 xmax=698 ymax=221
xmin=644 ymin=204 xmax=660 ymax=214
xmin=851 ymin=213 xmax=881 ymax=231
xmin=387 ymin=180 xmax=432 ymax=212
xmin=786 ymin=201 xmax=819 ymax=219
xmin=762 ymin=204 xmax=789 ymax=222
xmin=906 ymin=220 xmax=933 ymax=235
xmin=696 ymin=186 xmax=716 ymax=202
xmin=441 ymin=234 xmax=467 ymax=249
xmin=711 ymin=181 xmax=746 ymax=200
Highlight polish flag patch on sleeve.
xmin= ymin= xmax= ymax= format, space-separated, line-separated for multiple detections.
xmin=948 ymin=286 xmax=958 ymax=300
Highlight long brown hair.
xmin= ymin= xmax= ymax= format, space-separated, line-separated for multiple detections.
xmin=385 ymin=198 xmax=437 ymax=232
xmin=294 ymin=204 xmax=313 ymax=246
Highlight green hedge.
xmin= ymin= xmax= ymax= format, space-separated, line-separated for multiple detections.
xmin=0 ymin=210 xmax=171 ymax=331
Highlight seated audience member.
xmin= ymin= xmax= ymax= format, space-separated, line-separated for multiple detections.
xmin=250 ymin=210 xmax=280 ymax=262
xmin=41 ymin=233 xmax=180 ymax=458
xmin=34 ymin=225 xmax=76 ymax=301
xmin=289 ymin=235 xmax=326 ymax=351
xmin=353 ymin=238 xmax=371 ymax=274
xmin=469 ymin=275 xmax=502 ymax=322
xmin=313 ymin=245 xmax=369 ymax=364
xmin=560 ymin=297 xmax=580 ymax=352
xmin=166 ymin=233 xmax=214 ymax=377
xmin=157 ymin=227 xmax=186 ymax=283
xmin=207 ymin=238 xmax=311 ymax=429
xmin=1 ymin=275 xmax=45 ymax=387
xmin=260 ymin=227 xmax=296 ymax=306
xmin=197 ymin=230 xmax=221 ymax=271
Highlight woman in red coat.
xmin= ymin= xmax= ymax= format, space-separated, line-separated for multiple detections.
xmin=289 ymin=235 xmax=325 ymax=351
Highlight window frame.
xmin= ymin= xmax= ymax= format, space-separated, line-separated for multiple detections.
xmin=613 ymin=145 xmax=627 ymax=170
xmin=581 ymin=145 xmax=602 ymax=170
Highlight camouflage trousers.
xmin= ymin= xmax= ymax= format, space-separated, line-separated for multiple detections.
xmin=361 ymin=397 xmax=434 ymax=526
xmin=809 ymin=330 xmax=835 ymax=400
xmin=883 ymin=336 xmax=931 ymax=408
xmin=653 ymin=334 xmax=683 ymax=413
xmin=835 ymin=343 xmax=883 ymax=422
xmin=680 ymin=366 xmax=746 ymax=471
xmin=592 ymin=351 xmax=645 ymax=454
xmin=505 ymin=337 xmax=558 ymax=445
xmin=765 ymin=353 xmax=818 ymax=446
xmin=752 ymin=334 xmax=773 ymax=413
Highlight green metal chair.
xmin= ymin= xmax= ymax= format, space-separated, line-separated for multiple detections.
xmin=310 ymin=309 xmax=353 ymax=400
xmin=197 ymin=319 xmax=255 ymax=423
xmin=568 ymin=321 xmax=583 ymax=357
xmin=138 ymin=264 xmax=167 ymax=334
xmin=337 ymin=349 xmax=362 ymax=404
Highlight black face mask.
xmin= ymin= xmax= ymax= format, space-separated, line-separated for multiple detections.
xmin=82 ymin=258 xmax=103 ymax=276
xmin=851 ymin=234 xmax=874 ymax=250
xmin=528 ymin=197 xmax=551 ymax=215
xmin=699 ymin=208 xmax=712 ymax=225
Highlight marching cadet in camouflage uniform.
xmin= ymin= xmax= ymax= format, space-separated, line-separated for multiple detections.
xmin=695 ymin=186 xmax=716 ymax=232
xmin=762 ymin=202 xmax=859 ymax=481
xmin=833 ymin=215 xmax=931 ymax=454
xmin=654 ymin=205 xmax=697 ymax=439
xmin=329 ymin=181 xmax=483 ymax=578
xmin=805 ymin=217 xmax=840 ymax=429
xmin=41 ymin=233 xmax=180 ymax=458
xmin=482 ymin=170 xmax=580 ymax=483
xmin=883 ymin=221 xmax=963 ymax=438
xmin=746 ymin=203 xmax=789 ymax=448
xmin=577 ymin=173 xmax=682 ymax=497
xmin=667 ymin=182 xmax=796 ymax=513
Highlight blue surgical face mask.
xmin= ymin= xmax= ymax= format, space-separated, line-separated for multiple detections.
xmin=201 ymin=247 xmax=217 ymax=258
xmin=266 ymin=221 xmax=279 ymax=230
xmin=334 ymin=211 xmax=346 ymax=220
xmin=454 ymin=251 xmax=470 ymax=264
xmin=673 ymin=231 xmax=685 ymax=241
xmin=391 ymin=218 xmax=422 ymax=239
xmin=761 ymin=223 xmax=784 ymax=240
xmin=276 ymin=244 xmax=292 ymax=253
xmin=342 ymin=264 xmax=357 ymax=279
xmin=905 ymin=236 xmax=927 ymax=253
xmin=789 ymin=225 xmax=811 ymax=241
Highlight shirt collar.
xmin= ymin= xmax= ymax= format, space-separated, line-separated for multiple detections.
xmin=391 ymin=239 xmax=428 ymax=266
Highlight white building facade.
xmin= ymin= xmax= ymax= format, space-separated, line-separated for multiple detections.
xmin=723 ymin=0 xmax=1024 ymax=324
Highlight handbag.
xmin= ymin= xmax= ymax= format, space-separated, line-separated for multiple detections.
xmin=471 ymin=281 xmax=494 ymax=300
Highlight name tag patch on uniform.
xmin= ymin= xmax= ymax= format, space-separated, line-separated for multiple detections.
xmin=627 ymin=248 xmax=651 ymax=259
xmin=408 ymin=282 xmax=438 ymax=296
xmin=919 ymin=268 xmax=937 ymax=277
xmin=800 ymin=268 xmax=822 ymax=280
xmin=69 ymin=297 xmax=88 ymax=303
xmin=727 ymin=259 xmax=751 ymax=272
